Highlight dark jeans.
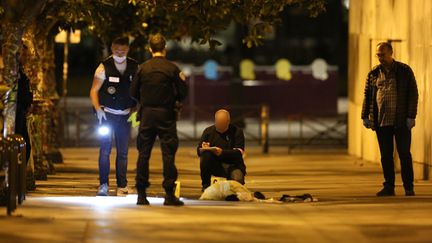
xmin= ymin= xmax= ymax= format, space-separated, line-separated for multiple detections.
xmin=376 ymin=126 xmax=414 ymax=191
xmin=135 ymin=107 xmax=179 ymax=193
xmin=200 ymin=151 xmax=245 ymax=188
xmin=98 ymin=112 xmax=131 ymax=187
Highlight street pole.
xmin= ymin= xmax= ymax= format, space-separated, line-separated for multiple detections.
xmin=62 ymin=31 xmax=70 ymax=140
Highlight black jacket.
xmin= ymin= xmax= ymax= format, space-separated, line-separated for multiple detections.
xmin=130 ymin=57 xmax=188 ymax=109
xmin=361 ymin=61 xmax=418 ymax=130
xmin=197 ymin=124 xmax=246 ymax=174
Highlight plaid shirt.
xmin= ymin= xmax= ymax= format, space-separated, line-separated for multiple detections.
xmin=376 ymin=64 xmax=397 ymax=127
xmin=361 ymin=61 xmax=418 ymax=130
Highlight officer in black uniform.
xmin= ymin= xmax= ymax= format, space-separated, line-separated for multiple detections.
xmin=90 ymin=36 xmax=138 ymax=196
xmin=130 ymin=34 xmax=188 ymax=206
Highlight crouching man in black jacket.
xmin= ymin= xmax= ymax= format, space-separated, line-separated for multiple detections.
xmin=197 ymin=109 xmax=246 ymax=191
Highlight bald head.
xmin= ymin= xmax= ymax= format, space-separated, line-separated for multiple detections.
xmin=215 ymin=109 xmax=230 ymax=133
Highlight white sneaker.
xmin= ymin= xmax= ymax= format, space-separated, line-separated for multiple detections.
xmin=97 ymin=183 xmax=109 ymax=196
xmin=116 ymin=186 xmax=130 ymax=196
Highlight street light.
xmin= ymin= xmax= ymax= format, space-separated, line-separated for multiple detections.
xmin=55 ymin=29 xmax=81 ymax=100
xmin=55 ymin=30 xmax=81 ymax=140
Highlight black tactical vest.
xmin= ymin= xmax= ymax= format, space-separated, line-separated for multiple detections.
xmin=98 ymin=56 xmax=138 ymax=111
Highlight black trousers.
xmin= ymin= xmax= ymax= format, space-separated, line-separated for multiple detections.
xmin=200 ymin=151 xmax=245 ymax=188
xmin=376 ymin=126 xmax=414 ymax=190
xmin=135 ymin=107 xmax=178 ymax=193
xmin=15 ymin=111 xmax=31 ymax=164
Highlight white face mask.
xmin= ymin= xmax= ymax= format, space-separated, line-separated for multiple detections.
xmin=113 ymin=55 xmax=126 ymax=63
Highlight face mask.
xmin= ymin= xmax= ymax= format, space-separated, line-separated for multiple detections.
xmin=113 ymin=55 xmax=126 ymax=63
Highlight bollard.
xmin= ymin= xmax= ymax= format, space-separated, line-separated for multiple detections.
xmin=260 ymin=105 xmax=269 ymax=154
xmin=0 ymin=137 xmax=7 ymax=207
xmin=10 ymin=135 xmax=27 ymax=205
xmin=5 ymin=136 xmax=18 ymax=215
xmin=0 ymin=135 xmax=27 ymax=215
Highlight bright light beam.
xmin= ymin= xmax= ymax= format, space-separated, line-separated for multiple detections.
xmin=38 ymin=195 xmax=166 ymax=207
xmin=98 ymin=125 xmax=110 ymax=136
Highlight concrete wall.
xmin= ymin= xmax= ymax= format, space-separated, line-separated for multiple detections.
xmin=348 ymin=0 xmax=432 ymax=180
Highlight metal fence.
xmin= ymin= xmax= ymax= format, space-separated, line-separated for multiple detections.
xmin=60 ymin=104 xmax=347 ymax=153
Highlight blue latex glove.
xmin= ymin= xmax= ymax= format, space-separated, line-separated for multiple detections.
xmin=407 ymin=118 xmax=415 ymax=129
xmin=362 ymin=118 xmax=372 ymax=129
xmin=96 ymin=109 xmax=107 ymax=125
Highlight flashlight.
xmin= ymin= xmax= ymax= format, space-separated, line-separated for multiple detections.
xmin=98 ymin=125 xmax=110 ymax=136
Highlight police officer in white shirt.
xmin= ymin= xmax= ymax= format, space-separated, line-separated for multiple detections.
xmin=90 ymin=36 xmax=138 ymax=196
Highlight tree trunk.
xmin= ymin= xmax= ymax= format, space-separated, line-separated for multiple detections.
xmin=22 ymin=22 xmax=59 ymax=181
xmin=1 ymin=23 xmax=23 ymax=136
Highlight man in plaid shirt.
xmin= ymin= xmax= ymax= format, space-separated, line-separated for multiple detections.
xmin=362 ymin=42 xmax=418 ymax=197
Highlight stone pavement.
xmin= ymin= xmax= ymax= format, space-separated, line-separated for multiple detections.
xmin=0 ymin=146 xmax=431 ymax=243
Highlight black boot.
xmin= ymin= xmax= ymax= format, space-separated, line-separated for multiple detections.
xmin=405 ymin=189 xmax=415 ymax=196
xmin=164 ymin=193 xmax=184 ymax=206
xmin=376 ymin=187 xmax=395 ymax=197
xmin=137 ymin=188 xmax=150 ymax=205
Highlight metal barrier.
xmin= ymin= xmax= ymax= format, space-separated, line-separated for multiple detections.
xmin=59 ymin=104 xmax=347 ymax=153
xmin=0 ymin=135 xmax=27 ymax=215
xmin=286 ymin=114 xmax=347 ymax=153
xmin=179 ymin=105 xmax=265 ymax=142
xmin=60 ymin=107 xmax=98 ymax=147
xmin=60 ymin=104 xmax=270 ymax=151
